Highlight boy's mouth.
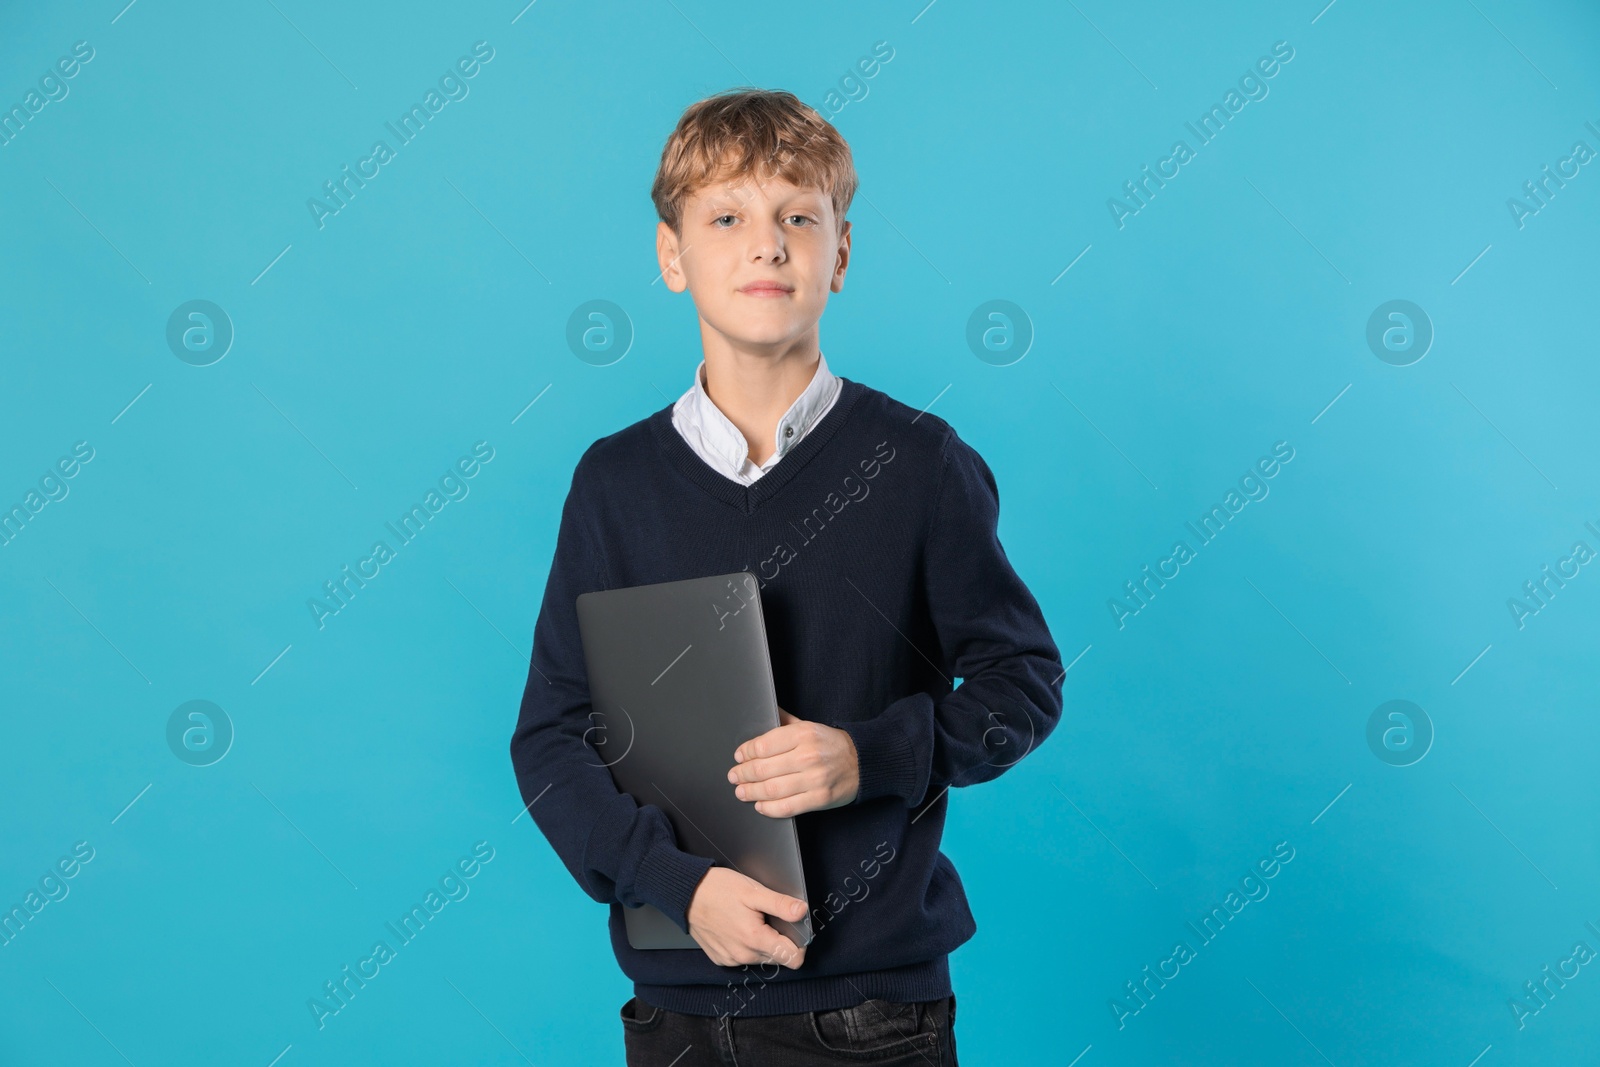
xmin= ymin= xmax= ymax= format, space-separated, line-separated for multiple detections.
xmin=739 ymin=281 xmax=794 ymax=297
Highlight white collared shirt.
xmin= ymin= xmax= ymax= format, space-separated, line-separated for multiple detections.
xmin=670 ymin=352 xmax=842 ymax=485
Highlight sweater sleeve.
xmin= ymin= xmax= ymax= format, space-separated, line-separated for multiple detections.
xmin=509 ymin=457 xmax=715 ymax=933
xmin=835 ymin=431 xmax=1064 ymax=809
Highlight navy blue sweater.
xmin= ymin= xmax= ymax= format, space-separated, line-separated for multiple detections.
xmin=509 ymin=376 xmax=1064 ymax=1017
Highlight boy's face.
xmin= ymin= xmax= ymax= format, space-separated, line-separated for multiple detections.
xmin=656 ymin=168 xmax=851 ymax=356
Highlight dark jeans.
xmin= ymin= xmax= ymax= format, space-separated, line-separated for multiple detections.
xmin=620 ymin=992 xmax=958 ymax=1066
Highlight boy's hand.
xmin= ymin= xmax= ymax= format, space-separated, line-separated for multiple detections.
xmin=728 ymin=707 xmax=859 ymax=817
xmin=686 ymin=866 xmax=809 ymax=969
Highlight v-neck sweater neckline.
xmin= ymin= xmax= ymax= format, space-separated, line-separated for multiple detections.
xmin=647 ymin=376 xmax=866 ymax=514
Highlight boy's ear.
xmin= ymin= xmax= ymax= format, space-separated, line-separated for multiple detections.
xmin=656 ymin=220 xmax=689 ymax=293
xmin=831 ymin=219 xmax=852 ymax=293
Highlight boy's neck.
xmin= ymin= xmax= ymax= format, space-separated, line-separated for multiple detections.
xmin=698 ymin=336 xmax=822 ymax=467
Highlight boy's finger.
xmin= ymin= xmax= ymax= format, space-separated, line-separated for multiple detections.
xmin=759 ymin=932 xmax=806 ymax=969
xmin=755 ymin=793 xmax=822 ymax=818
xmin=729 ymin=750 xmax=806 ymax=784
xmin=733 ymin=770 xmax=809 ymax=801
xmin=733 ymin=724 xmax=801 ymax=763
xmin=754 ymin=887 xmax=809 ymax=923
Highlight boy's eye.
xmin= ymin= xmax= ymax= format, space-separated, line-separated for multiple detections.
xmin=709 ymin=213 xmax=815 ymax=228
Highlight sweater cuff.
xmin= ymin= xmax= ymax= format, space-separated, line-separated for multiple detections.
xmin=836 ymin=693 xmax=932 ymax=806
xmin=633 ymin=844 xmax=716 ymax=934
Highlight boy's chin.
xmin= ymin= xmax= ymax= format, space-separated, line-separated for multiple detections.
xmin=711 ymin=321 xmax=817 ymax=350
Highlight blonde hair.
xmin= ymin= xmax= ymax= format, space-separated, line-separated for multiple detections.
xmin=651 ymin=88 xmax=857 ymax=236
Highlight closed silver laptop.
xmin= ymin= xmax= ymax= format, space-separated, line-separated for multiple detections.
xmin=576 ymin=569 xmax=813 ymax=951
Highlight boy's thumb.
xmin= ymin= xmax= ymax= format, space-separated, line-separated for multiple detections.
xmin=763 ymin=889 xmax=807 ymax=920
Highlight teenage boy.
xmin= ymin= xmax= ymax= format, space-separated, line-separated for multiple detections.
xmin=509 ymin=88 xmax=1064 ymax=1066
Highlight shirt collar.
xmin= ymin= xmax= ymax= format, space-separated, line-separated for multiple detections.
xmin=677 ymin=352 xmax=839 ymax=474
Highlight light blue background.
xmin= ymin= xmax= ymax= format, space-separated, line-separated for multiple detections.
xmin=2 ymin=1 xmax=1598 ymax=1064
